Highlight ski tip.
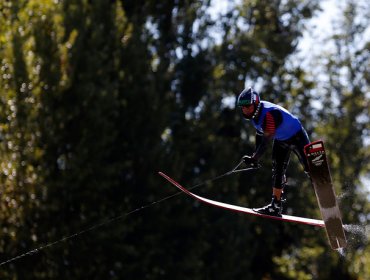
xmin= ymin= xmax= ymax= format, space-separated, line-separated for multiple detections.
xmin=158 ymin=171 xmax=168 ymax=179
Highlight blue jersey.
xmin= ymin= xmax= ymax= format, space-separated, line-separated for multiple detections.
xmin=252 ymin=101 xmax=302 ymax=141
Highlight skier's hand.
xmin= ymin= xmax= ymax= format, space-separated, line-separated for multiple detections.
xmin=242 ymin=155 xmax=258 ymax=167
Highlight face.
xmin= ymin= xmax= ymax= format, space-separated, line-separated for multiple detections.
xmin=241 ymin=104 xmax=254 ymax=118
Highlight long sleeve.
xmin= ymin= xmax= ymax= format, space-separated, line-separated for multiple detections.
xmin=252 ymin=110 xmax=282 ymax=160
xmin=253 ymin=131 xmax=268 ymax=160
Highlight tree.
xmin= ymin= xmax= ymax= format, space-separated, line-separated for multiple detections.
xmin=1 ymin=0 xmax=368 ymax=278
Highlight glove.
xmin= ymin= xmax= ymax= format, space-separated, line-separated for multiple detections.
xmin=242 ymin=155 xmax=258 ymax=167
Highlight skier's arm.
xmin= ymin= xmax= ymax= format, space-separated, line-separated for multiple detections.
xmin=252 ymin=110 xmax=283 ymax=160
xmin=252 ymin=132 xmax=269 ymax=160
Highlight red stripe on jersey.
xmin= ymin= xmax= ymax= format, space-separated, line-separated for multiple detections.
xmin=264 ymin=112 xmax=276 ymax=136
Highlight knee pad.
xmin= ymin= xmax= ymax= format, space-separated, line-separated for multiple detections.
xmin=272 ymin=162 xmax=288 ymax=189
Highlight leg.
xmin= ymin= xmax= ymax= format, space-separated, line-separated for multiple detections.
xmin=253 ymin=141 xmax=290 ymax=217
xmin=271 ymin=140 xmax=291 ymax=199
xmin=291 ymin=128 xmax=310 ymax=173
xmin=273 ymin=187 xmax=284 ymax=200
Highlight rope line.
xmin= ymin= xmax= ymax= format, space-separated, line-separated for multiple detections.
xmin=0 ymin=161 xmax=258 ymax=267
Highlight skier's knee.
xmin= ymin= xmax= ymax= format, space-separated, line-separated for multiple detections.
xmin=272 ymin=172 xmax=286 ymax=189
xmin=272 ymin=164 xmax=288 ymax=189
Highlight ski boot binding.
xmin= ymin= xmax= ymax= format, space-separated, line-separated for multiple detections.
xmin=253 ymin=196 xmax=284 ymax=217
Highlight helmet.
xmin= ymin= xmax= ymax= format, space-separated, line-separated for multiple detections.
xmin=237 ymin=87 xmax=261 ymax=120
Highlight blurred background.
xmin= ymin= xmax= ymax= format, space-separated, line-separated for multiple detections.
xmin=0 ymin=0 xmax=369 ymax=279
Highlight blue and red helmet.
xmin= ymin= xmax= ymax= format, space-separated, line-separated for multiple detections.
xmin=237 ymin=87 xmax=261 ymax=120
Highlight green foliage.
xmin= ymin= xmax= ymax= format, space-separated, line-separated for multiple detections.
xmin=0 ymin=0 xmax=368 ymax=279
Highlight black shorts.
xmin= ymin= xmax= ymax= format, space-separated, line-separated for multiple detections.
xmin=272 ymin=128 xmax=310 ymax=188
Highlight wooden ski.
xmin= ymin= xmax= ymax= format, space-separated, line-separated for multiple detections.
xmin=158 ymin=172 xmax=325 ymax=228
xmin=305 ymin=140 xmax=347 ymax=249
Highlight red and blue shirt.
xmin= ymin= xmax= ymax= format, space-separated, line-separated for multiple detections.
xmin=252 ymin=101 xmax=302 ymax=141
